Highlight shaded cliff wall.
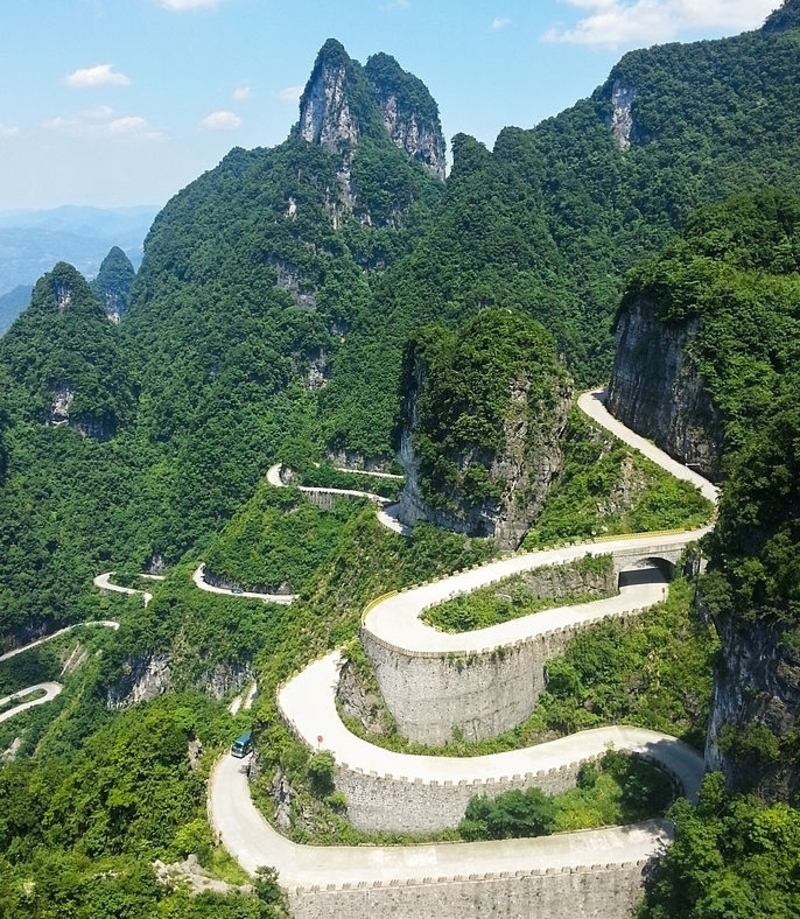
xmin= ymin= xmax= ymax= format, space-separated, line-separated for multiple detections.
xmin=705 ymin=610 xmax=800 ymax=801
xmin=607 ymin=298 xmax=722 ymax=480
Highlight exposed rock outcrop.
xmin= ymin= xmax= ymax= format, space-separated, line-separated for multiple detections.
xmin=296 ymin=40 xmax=446 ymax=223
xmin=607 ymin=297 xmax=722 ymax=480
xmin=106 ymin=653 xmax=172 ymax=708
xmin=298 ymin=40 xmax=362 ymax=153
xmin=705 ymin=609 xmax=800 ymax=801
xmin=365 ymin=52 xmax=446 ymax=179
xmin=396 ymin=310 xmax=572 ymax=551
xmin=92 ymin=246 xmax=135 ymax=323
xmin=608 ymin=79 xmax=637 ymax=151
xmin=105 ymin=653 xmax=254 ymax=708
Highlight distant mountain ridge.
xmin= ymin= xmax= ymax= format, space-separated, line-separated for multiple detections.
xmin=0 ymin=205 xmax=157 ymax=306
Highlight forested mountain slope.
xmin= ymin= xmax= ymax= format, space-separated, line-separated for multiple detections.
xmin=322 ymin=12 xmax=800 ymax=453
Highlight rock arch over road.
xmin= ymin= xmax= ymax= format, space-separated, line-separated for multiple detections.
xmin=208 ymin=387 xmax=718 ymax=917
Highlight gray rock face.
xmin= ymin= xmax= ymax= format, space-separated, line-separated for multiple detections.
xmin=106 ymin=653 xmax=172 ymax=708
xmin=299 ymin=59 xmax=359 ymax=152
xmin=608 ymin=297 xmax=722 ymax=480
xmin=609 ymin=79 xmax=637 ymax=151
xmin=378 ymin=93 xmax=446 ymax=179
xmin=705 ymin=609 xmax=800 ymax=801
xmin=106 ymin=654 xmax=254 ymax=708
xmin=46 ymin=382 xmax=114 ymax=441
xmin=397 ymin=358 xmax=572 ymax=551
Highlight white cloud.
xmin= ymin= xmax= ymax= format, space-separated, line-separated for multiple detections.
xmin=199 ymin=110 xmax=242 ymax=130
xmin=0 ymin=123 xmax=20 ymax=138
xmin=492 ymin=16 xmax=511 ymax=30
xmin=232 ymin=84 xmax=252 ymax=101
xmin=380 ymin=0 xmax=410 ymax=10
xmin=543 ymin=0 xmax=777 ymax=49
xmin=278 ymin=85 xmax=304 ymax=103
xmin=156 ymin=0 xmax=231 ymax=9
xmin=44 ymin=107 xmax=163 ymax=140
xmin=64 ymin=63 xmax=131 ymax=88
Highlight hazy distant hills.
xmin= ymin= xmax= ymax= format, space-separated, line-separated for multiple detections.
xmin=0 ymin=204 xmax=158 ymax=315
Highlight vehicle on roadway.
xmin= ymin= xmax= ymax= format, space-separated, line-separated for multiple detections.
xmin=231 ymin=730 xmax=253 ymax=757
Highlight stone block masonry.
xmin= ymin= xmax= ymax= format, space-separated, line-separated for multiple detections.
xmin=361 ymin=612 xmax=641 ymax=746
xmin=288 ymin=860 xmax=651 ymax=919
xmin=335 ymin=759 xmax=587 ymax=833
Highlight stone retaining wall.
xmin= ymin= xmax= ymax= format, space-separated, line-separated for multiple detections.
xmin=335 ymin=759 xmax=588 ymax=833
xmin=288 ymin=859 xmax=652 ymax=919
xmin=361 ymin=611 xmax=643 ymax=746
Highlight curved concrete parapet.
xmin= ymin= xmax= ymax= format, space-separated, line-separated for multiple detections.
xmin=209 ymin=751 xmax=674 ymax=886
xmin=209 ymin=386 xmax=719 ymax=914
xmin=0 ymin=682 xmax=63 ymax=724
xmin=192 ymin=564 xmax=298 ymax=606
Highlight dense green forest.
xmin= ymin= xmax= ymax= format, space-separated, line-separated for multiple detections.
xmin=2 ymin=6 xmax=800 ymax=917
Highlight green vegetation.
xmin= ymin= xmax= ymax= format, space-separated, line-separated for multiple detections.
xmin=524 ymin=407 xmax=713 ymax=549
xmin=2 ymin=14 xmax=800 ymax=915
xmin=639 ymin=773 xmax=800 ymax=919
xmin=91 ymin=246 xmax=135 ymax=319
xmin=203 ymin=482 xmax=365 ymax=594
xmin=341 ymin=573 xmax=716 ymax=760
xmin=459 ymin=750 xmax=675 ymax=841
xmin=0 ymin=262 xmax=135 ymax=433
xmin=423 ymin=555 xmax=614 ymax=632
xmin=398 ymin=308 xmax=569 ymax=513
xmin=295 ymin=461 xmax=402 ymax=501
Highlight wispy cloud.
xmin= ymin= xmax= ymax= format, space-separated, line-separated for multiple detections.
xmin=0 ymin=123 xmax=20 ymax=138
xmin=278 ymin=85 xmax=304 ymax=103
xmin=199 ymin=110 xmax=242 ymax=130
xmin=543 ymin=0 xmax=776 ymax=49
xmin=232 ymin=84 xmax=251 ymax=102
xmin=492 ymin=16 xmax=511 ymax=30
xmin=156 ymin=0 xmax=231 ymax=9
xmin=380 ymin=0 xmax=410 ymax=11
xmin=64 ymin=63 xmax=131 ymax=88
xmin=44 ymin=107 xmax=163 ymax=140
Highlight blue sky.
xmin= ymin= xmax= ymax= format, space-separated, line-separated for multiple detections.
xmin=0 ymin=0 xmax=780 ymax=210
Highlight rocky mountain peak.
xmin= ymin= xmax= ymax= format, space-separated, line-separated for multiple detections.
xmin=364 ymin=53 xmax=446 ymax=179
xmin=297 ymin=40 xmax=446 ymax=179
xmin=92 ymin=246 xmax=135 ymax=324
xmin=298 ymin=39 xmax=368 ymax=152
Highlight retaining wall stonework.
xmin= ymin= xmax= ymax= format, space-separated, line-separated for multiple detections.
xmin=288 ymin=860 xmax=651 ymax=919
xmin=361 ymin=612 xmax=641 ymax=746
xmin=335 ymin=760 xmax=588 ymax=834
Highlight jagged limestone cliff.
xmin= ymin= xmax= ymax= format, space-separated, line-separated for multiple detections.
xmin=607 ymin=189 xmax=800 ymax=803
xmin=296 ymin=39 xmax=446 ymax=225
xmin=396 ymin=309 xmax=572 ymax=550
xmin=365 ymin=52 xmax=447 ymax=179
xmin=607 ymin=297 xmax=722 ymax=480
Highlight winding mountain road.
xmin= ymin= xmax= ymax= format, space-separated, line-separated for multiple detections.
xmin=192 ymin=564 xmax=299 ymax=605
xmin=1 ymin=620 xmax=119 ymax=724
xmin=208 ymin=387 xmax=717 ymax=893
xmin=0 ymin=682 xmax=63 ymax=724
xmin=0 ymin=619 xmax=119 ymax=663
xmin=267 ymin=463 xmax=411 ymax=536
xmin=93 ymin=572 xmax=162 ymax=607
